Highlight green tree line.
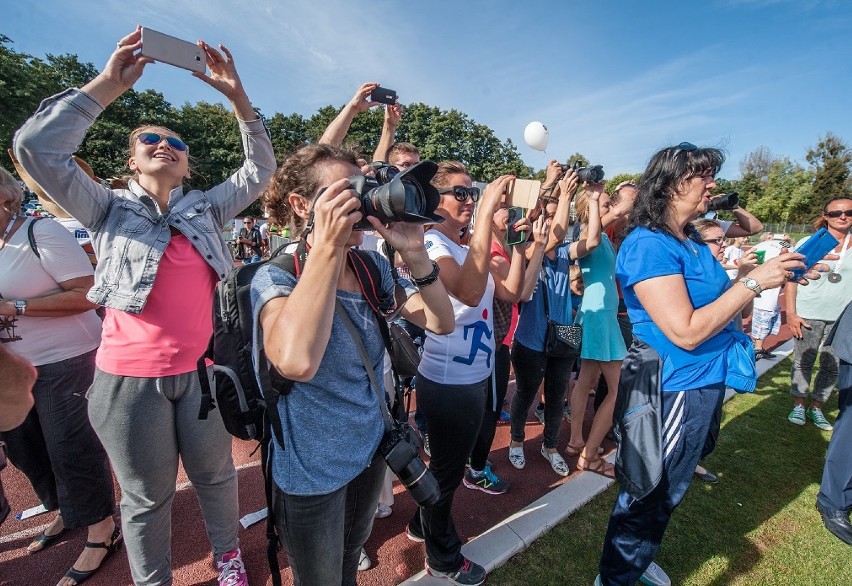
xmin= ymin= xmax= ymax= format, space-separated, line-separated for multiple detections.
xmin=3 ymin=35 xmax=850 ymax=225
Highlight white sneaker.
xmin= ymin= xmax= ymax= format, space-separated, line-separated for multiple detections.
xmin=508 ymin=446 xmax=525 ymax=469
xmin=358 ymin=548 xmax=371 ymax=571
xmin=375 ymin=503 xmax=392 ymax=518
xmin=639 ymin=561 xmax=671 ymax=586
xmin=540 ymin=444 xmax=569 ymax=477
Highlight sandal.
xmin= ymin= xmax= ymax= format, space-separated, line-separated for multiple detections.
xmin=565 ymin=442 xmax=585 ymax=456
xmin=61 ymin=527 xmax=123 ymax=585
xmin=579 ymin=456 xmax=616 ymax=479
xmin=27 ymin=514 xmax=66 ymax=554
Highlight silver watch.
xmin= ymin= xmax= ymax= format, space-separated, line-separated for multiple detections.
xmin=14 ymin=299 xmax=27 ymax=316
xmin=739 ymin=277 xmax=762 ymax=296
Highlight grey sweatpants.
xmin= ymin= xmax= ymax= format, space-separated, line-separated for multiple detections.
xmin=791 ymin=318 xmax=839 ymax=404
xmin=87 ymin=368 xmax=239 ymax=586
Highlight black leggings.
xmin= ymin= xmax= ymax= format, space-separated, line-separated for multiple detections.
xmin=469 ymin=344 xmax=510 ymax=471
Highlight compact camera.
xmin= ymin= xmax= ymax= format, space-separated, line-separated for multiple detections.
xmin=559 ymin=161 xmax=605 ymax=184
xmin=379 ymin=421 xmax=440 ymax=507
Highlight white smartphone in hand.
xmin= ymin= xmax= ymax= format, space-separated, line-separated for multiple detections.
xmin=140 ymin=27 xmax=206 ymax=73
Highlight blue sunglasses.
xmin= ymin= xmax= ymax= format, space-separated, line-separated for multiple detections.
xmin=137 ymin=132 xmax=188 ymax=152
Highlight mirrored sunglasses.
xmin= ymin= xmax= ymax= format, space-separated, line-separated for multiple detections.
xmin=137 ymin=132 xmax=188 ymax=152
xmin=439 ymin=185 xmax=481 ymax=202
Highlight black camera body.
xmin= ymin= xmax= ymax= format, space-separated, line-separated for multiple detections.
xmin=348 ymin=161 xmax=445 ymax=230
xmin=379 ymin=420 xmax=440 ymax=507
xmin=559 ymin=161 xmax=605 ymax=184
xmin=707 ymin=191 xmax=739 ymax=212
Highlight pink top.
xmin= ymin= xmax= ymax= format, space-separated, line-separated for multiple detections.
xmin=97 ymin=235 xmax=218 ymax=377
xmin=490 ymin=240 xmax=519 ymax=347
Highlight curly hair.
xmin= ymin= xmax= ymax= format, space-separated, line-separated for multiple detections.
xmin=262 ymin=143 xmax=360 ymax=233
xmin=628 ymin=144 xmax=725 ymax=242
xmin=431 ymin=161 xmax=470 ymax=190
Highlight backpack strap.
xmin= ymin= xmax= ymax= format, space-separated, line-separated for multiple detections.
xmin=27 ymin=217 xmax=43 ymax=258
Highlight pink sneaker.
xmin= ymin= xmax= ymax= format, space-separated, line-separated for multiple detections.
xmin=217 ymin=548 xmax=248 ymax=586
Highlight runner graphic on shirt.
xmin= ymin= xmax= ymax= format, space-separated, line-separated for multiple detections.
xmin=452 ymin=308 xmax=493 ymax=369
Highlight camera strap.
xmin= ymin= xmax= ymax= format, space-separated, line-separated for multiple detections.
xmin=334 ymin=301 xmax=394 ymax=433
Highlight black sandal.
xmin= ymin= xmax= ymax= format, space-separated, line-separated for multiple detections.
xmin=62 ymin=527 xmax=123 ymax=585
xmin=27 ymin=514 xmax=67 ymax=554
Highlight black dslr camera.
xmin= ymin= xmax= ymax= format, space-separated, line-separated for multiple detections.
xmin=379 ymin=420 xmax=440 ymax=507
xmin=707 ymin=191 xmax=739 ymax=212
xmin=559 ymin=161 xmax=605 ymax=183
xmin=349 ymin=161 xmax=445 ymax=230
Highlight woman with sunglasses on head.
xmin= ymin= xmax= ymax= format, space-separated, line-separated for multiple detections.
xmin=14 ymin=27 xmax=276 ymax=586
xmin=405 ymin=162 xmax=528 ymax=585
xmin=784 ymin=196 xmax=852 ymax=432
xmin=253 ymin=144 xmax=453 ymax=585
xmin=595 ymin=143 xmax=815 ymax=586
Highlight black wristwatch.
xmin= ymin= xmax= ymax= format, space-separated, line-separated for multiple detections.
xmin=411 ymin=261 xmax=440 ymax=288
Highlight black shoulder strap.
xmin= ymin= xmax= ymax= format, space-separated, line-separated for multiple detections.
xmin=347 ymin=248 xmax=396 ymax=317
xmin=27 ymin=217 xmax=43 ymax=258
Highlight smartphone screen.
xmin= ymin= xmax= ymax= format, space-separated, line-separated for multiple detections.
xmin=140 ymin=27 xmax=206 ymax=73
xmin=505 ymin=207 xmax=526 ymax=246
xmin=790 ymin=227 xmax=839 ymax=281
xmin=370 ymin=87 xmax=397 ymax=105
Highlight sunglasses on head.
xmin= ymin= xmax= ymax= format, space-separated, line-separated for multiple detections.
xmin=825 ymin=209 xmax=852 ymax=218
xmin=439 ymin=185 xmax=481 ymax=202
xmin=137 ymin=132 xmax=188 ymax=152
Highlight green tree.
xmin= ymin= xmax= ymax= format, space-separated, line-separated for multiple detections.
xmin=746 ymin=158 xmax=814 ymax=225
xmin=806 ymin=132 xmax=852 ymax=216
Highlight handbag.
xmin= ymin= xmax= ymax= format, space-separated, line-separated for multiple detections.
xmin=540 ymin=267 xmax=582 ymax=358
xmin=387 ymin=322 xmax=421 ymax=379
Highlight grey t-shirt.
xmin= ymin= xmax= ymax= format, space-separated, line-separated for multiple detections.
xmin=250 ymin=251 xmax=395 ymax=496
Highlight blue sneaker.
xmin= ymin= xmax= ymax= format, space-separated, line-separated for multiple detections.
xmin=499 ymin=409 xmax=511 ymax=423
xmin=639 ymin=562 xmax=671 ymax=586
xmin=463 ymin=463 xmax=509 ymax=495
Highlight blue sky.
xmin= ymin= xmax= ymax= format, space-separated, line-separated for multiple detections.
xmin=4 ymin=0 xmax=851 ymax=179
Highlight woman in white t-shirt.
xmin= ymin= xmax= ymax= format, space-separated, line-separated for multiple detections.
xmin=0 ymin=168 xmax=114 ymax=586
xmin=407 ymin=162 xmax=528 ymax=585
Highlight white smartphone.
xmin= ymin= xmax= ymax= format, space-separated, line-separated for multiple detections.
xmin=140 ymin=27 xmax=206 ymax=73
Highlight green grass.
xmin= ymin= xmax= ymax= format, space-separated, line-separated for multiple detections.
xmin=492 ymin=358 xmax=852 ymax=585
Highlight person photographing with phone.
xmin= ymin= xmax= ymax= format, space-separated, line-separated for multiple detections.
xmin=14 ymin=26 xmax=276 ymax=586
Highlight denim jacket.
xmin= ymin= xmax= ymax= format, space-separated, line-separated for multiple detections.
xmin=14 ymin=88 xmax=276 ymax=313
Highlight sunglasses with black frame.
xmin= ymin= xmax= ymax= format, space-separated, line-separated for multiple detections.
xmin=824 ymin=209 xmax=852 ymax=219
xmin=438 ymin=185 xmax=481 ymax=202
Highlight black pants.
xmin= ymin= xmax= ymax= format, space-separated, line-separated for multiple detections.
xmin=818 ymin=362 xmax=852 ymax=512
xmin=409 ymin=375 xmax=487 ymax=572
xmin=469 ymin=344 xmax=510 ymax=470
xmin=0 ymin=350 xmax=114 ymax=528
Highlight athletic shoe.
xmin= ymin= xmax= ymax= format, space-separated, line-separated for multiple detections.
xmin=639 ymin=561 xmax=671 ymax=586
xmin=466 ymin=457 xmax=492 ymax=469
xmin=508 ymin=446 xmax=525 ymax=469
xmin=499 ymin=409 xmax=511 ymax=423
xmin=593 ymin=575 xmax=603 ymax=586
xmin=754 ymin=349 xmax=776 ymax=360
xmin=358 ymin=548 xmax=371 ymax=571
xmin=807 ymin=406 xmax=834 ymax=431
xmin=375 ymin=503 xmax=392 ymax=519
xmin=463 ymin=463 xmax=509 ymax=495
xmin=540 ymin=444 xmax=569 ymax=477
xmin=406 ymin=521 xmax=425 ymax=542
xmin=217 ymin=548 xmax=249 ymax=586
xmin=422 ymin=432 xmax=431 ymax=457
xmin=788 ymin=404 xmax=806 ymax=426
xmin=425 ymin=557 xmax=486 ymax=585
xmin=534 ymin=403 xmax=545 ymax=425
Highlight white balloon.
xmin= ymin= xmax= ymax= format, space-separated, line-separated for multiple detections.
xmin=524 ymin=121 xmax=549 ymax=151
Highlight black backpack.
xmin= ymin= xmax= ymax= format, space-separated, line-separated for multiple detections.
xmin=196 ymin=239 xmax=396 ymax=586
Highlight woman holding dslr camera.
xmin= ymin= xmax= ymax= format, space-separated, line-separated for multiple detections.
xmin=253 ymin=144 xmax=453 ymax=585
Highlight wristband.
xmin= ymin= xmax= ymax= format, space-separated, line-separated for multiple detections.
xmin=411 ymin=261 xmax=440 ymax=288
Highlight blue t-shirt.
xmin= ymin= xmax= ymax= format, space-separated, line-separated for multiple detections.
xmin=515 ymin=243 xmax=574 ymax=352
xmin=616 ymin=227 xmax=732 ymax=391
xmin=249 ymin=251 xmax=394 ymax=496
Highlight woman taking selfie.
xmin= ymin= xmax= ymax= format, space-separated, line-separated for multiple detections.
xmin=15 ymin=27 xmax=276 ymax=586
xmin=253 ymin=143 xmax=453 ymax=585
xmin=596 ymin=143 xmax=815 ymax=586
